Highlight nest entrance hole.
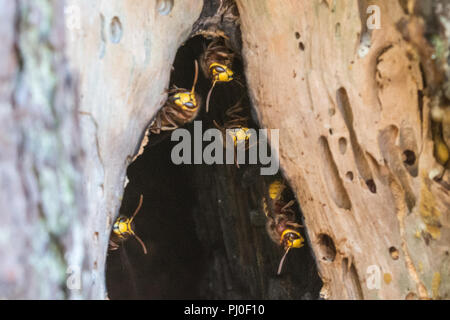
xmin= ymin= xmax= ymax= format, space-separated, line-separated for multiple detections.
xmin=106 ymin=32 xmax=321 ymax=299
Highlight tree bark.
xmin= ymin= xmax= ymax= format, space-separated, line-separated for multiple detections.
xmin=236 ymin=0 xmax=449 ymax=299
xmin=0 ymin=0 xmax=87 ymax=299
xmin=0 ymin=0 xmax=202 ymax=299
xmin=1 ymin=0 xmax=449 ymax=300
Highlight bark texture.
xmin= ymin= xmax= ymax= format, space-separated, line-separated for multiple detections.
xmin=2 ymin=0 xmax=449 ymax=300
xmin=0 ymin=0 xmax=86 ymax=299
xmin=236 ymin=0 xmax=450 ymax=299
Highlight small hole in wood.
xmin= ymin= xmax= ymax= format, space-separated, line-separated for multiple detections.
xmin=389 ymin=246 xmax=399 ymax=260
xmin=156 ymin=0 xmax=174 ymax=16
xmin=366 ymin=179 xmax=377 ymax=193
xmin=295 ymin=32 xmax=300 ymax=39
xmin=299 ymin=42 xmax=305 ymax=51
xmin=317 ymin=233 xmax=337 ymax=263
xmin=402 ymin=150 xmax=416 ymax=166
xmin=110 ymin=16 xmax=123 ymax=44
xmin=422 ymin=231 xmax=432 ymax=246
xmin=335 ymin=23 xmax=341 ymax=37
xmin=339 ymin=137 xmax=347 ymax=154
xmin=346 ymin=171 xmax=354 ymax=181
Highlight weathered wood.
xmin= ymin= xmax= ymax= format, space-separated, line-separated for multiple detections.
xmin=0 ymin=0 xmax=202 ymax=299
xmin=236 ymin=0 xmax=449 ymax=299
xmin=2 ymin=0 xmax=449 ymax=300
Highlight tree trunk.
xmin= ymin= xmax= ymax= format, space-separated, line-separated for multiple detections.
xmin=0 ymin=0 xmax=202 ymax=299
xmin=236 ymin=0 xmax=450 ymax=299
xmin=0 ymin=0 xmax=87 ymax=299
xmin=1 ymin=0 xmax=449 ymax=300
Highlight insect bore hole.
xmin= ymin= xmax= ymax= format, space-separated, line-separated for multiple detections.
xmin=317 ymin=233 xmax=337 ymax=263
xmin=389 ymin=246 xmax=399 ymax=260
xmin=110 ymin=16 xmax=123 ymax=44
xmin=402 ymin=150 xmax=416 ymax=166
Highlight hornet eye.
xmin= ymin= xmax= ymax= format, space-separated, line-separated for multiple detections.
xmin=213 ymin=66 xmax=226 ymax=73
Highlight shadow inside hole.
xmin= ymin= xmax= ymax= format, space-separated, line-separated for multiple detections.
xmin=106 ymin=138 xmax=206 ymax=299
xmin=106 ymin=35 xmax=322 ymax=300
xmin=317 ymin=233 xmax=337 ymax=263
